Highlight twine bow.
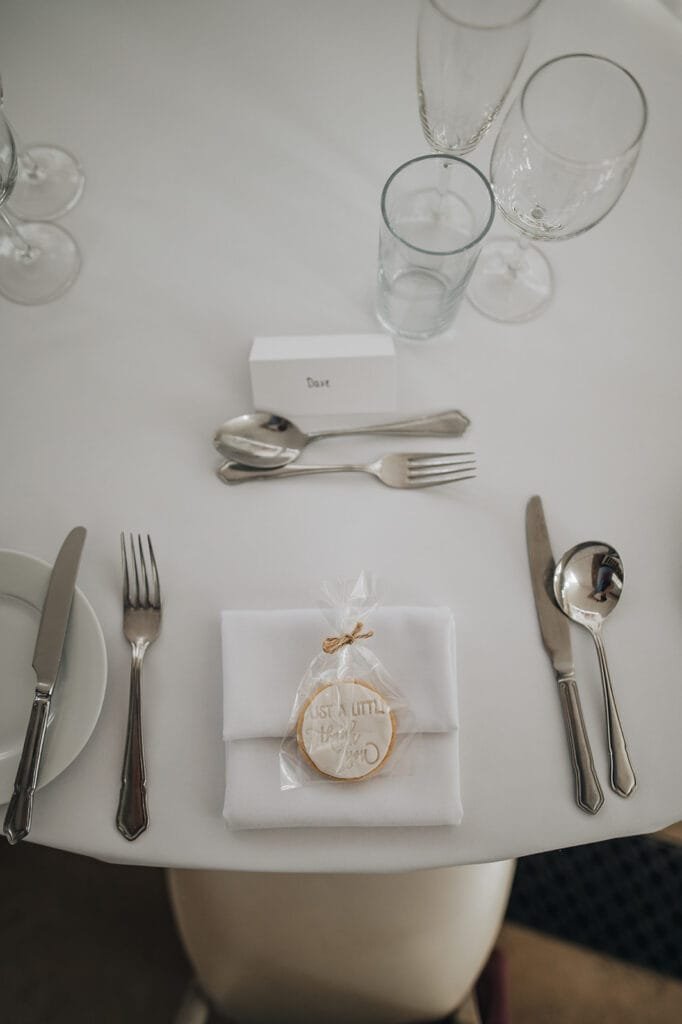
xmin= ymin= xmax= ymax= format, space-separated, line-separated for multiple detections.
xmin=322 ymin=620 xmax=374 ymax=654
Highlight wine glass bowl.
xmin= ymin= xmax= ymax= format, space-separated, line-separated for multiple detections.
xmin=417 ymin=0 xmax=543 ymax=156
xmin=468 ymin=54 xmax=648 ymax=322
xmin=492 ymin=54 xmax=647 ymax=241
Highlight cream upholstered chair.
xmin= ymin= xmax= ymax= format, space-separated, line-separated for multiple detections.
xmin=168 ymin=859 xmax=515 ymax=1024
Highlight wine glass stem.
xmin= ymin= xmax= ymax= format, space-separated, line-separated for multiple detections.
xmin=19 ymin=150 xmax=42 ymax=180
xmin=507 ymin=236 xmax=530 ymax=276
xmin=0 ymin=209 xmax=36 ymax=260
xmin=436 ymin=157 xmax=450 ymax=199
xmin=4 ymin=115 xmax=41 ymax=178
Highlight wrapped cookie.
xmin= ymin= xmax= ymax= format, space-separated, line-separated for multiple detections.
xmin=280 ymin=572 xmax=413 ymax=789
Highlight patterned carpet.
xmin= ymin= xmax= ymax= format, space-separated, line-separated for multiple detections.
xmin=506 ymin=835 xmax=682 ymax=979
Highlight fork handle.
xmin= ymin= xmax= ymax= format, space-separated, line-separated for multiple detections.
xmin=217 ymin=461 xmax=365 ymax=483
xmin=116 ymin=654 xmax=148 ymax=841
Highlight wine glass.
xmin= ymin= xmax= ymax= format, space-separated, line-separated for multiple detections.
xmin=0 ymin=73 xmax=84 ymax=221
xmin=467 ymin=54 xmax=648 ymax=322
xmin=0 ymin=110 xmax=81 ymax=304
xmin=417 ymin=0 xmax=543 ymax=157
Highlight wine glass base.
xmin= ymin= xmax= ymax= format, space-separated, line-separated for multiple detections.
xmin=0 ymin=221 xmax=81 ymax=305
xmin=8 ymin=145 xmax=85 ymax=221
xmin=467 ymin=237 xmax=554 ymax=323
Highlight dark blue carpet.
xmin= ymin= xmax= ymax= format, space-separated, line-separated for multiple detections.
xmin=506 ymin=835 xmax=682 ymax=978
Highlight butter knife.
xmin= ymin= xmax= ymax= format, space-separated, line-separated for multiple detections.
xmin=526 ymin=497 xmax=604 ymax=814
xmin=3 ymin=527 xmax=87 ymax=844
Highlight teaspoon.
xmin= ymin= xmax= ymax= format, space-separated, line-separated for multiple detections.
xmin=213 ymin=409 xmax=470 ymax=469
xmin=553 ymin=542 xmax=636 ymax=798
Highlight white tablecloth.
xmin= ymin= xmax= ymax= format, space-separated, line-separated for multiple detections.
xmin=0 ymin=0 xmax=681 ymax=872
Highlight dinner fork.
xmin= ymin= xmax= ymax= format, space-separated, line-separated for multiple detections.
xmin=116 ymin=533 xmax=161 ymax=841
xmin=217 ymin=452 xmax=476 ymax=488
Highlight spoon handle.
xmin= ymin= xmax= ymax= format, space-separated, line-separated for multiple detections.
xmin=592 ymin=631 xmax=637 ymax=797
xmin=309 ymin=410 xmax=470 ymax=440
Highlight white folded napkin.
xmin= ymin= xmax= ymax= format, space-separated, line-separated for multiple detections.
xmin=221 ymin=607 xmax=462 ymax=829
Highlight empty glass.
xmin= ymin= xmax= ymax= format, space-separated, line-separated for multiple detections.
xmin=0 ymin=110 xmax=81 ymax=304
xmin=0 ymin=73 xmax=84 ymax=221
xmin=417 ymin=0 xmax=543 ymax=156
xmin=376 ymin=154 xmax=494 ymax=340
xmin=467 ymin=54 xmax=648 ymax=322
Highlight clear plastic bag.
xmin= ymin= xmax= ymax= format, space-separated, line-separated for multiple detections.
xmin=279 ymin=572 xmax=414 ymax=789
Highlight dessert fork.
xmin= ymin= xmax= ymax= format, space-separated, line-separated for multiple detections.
xmin=217 ymin=452 xmax=476 ymax=488
xmin=116 ymin=533 xmax=161 ymax=841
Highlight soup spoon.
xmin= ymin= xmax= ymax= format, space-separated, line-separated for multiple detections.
xmin=213 ymin=409 xmax=470 ymax=469
xmin=553 ymin=542 xmax=636 ymax=798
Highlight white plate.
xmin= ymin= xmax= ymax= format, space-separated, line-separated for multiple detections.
xmin=0 ymin=548 xmax=107 ymax=805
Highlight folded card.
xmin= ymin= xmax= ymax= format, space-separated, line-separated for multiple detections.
xmin=249 ymin=334 xmax=397 ymax=416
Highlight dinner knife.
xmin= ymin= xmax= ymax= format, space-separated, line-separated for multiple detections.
xmin=525 ymin=497 xmax=604 ymax=814
xmin=3 ymin=526 xmax=87 ymax=844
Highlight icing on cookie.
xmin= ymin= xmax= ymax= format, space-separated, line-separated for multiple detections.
xmin=296 ymin=680 xmax=396 ymax=781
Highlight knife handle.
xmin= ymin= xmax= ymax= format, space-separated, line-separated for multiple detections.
xmin=557 ymin=675 xmax=604 ymax=815
xmin=3 ymin=693 xmax=51 ymax=844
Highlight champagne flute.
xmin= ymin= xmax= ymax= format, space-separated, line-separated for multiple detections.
xmin=378 ymin=0 xmax=541 ymax=339
xmin=0 ymin=73 xmax=84 ymax=221
xmin=0 ymin=110 xmax=80 ymax=304
xmin=417 ymin=0 xmax=543 ymax=157
xmin=467 ymin=54 xmax=648 ymax=322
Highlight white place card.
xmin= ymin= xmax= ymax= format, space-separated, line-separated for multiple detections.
xmin=249 ymin=334 xmax=397 ymax=415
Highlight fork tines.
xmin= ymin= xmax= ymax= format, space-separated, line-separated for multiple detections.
xmin=406 ymin=452 xmax=476 ymax=487
xmin=120 ymin=533 xmax=161 ymax=610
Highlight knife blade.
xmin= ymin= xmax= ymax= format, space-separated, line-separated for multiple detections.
xmin=3 ymin=527 xmax=87 ymax=844
xmin=525 ymin=497 xmax=604 ymax=814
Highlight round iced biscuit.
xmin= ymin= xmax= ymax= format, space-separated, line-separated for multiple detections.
xmin=296 ymin=679 xmax=396 ymax=782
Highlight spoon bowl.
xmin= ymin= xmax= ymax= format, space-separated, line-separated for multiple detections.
xmin=553 ymin=541 xmax=635 ymax=798
xmin=553 ymin=542 xmax=623 ymax=627
xmin=213 ymin=409 xmax=470 ymax=469
xmin=214 ymin=412 xmax=305 ymax=468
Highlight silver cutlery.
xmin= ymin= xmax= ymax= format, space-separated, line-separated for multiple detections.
xmin=217 ymin=451 xmax=476 ymax=489
xmin=116 ymin=533 xmax=162 ymax=841
xmin=213 ymin=409 xmax=471 ymax=468
xmin=525 ymin=497 xmax=603 ymax=814
xmin=554 ymin=542 xmax=636 ymax=798
xmin=4 ymin=526 xmax=87 ymax=844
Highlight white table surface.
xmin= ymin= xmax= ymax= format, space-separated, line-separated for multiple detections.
xmin=1 ymin=0 xmax=681 ymax=873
